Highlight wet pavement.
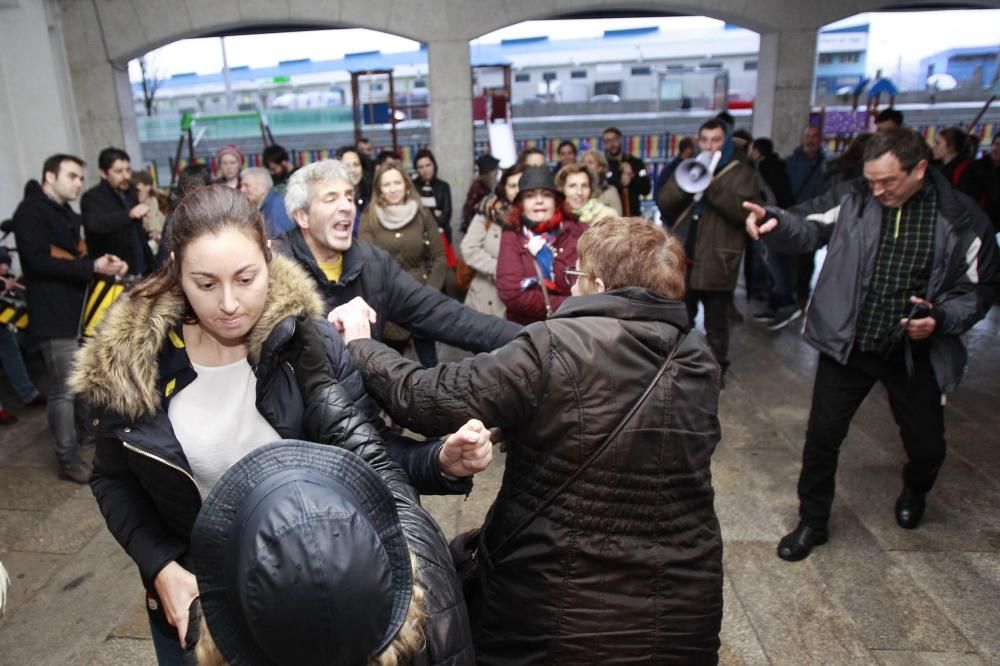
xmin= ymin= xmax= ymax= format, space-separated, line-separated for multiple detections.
xmin=1 ymin=302 xmax=998 ymax=665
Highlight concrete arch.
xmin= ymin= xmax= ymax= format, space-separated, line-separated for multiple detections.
xmin=7 ymin=0 xmax=999 ymax=220
xmin=64 ymin=0 xmax=1000 ymax=66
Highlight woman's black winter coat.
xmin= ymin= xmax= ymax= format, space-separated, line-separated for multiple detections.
xmin=71 ymin=256 xmax=474 ymax=664
xmin=351 ymin=288 xmax=725 ymax=665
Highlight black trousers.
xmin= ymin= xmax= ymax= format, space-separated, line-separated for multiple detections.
xmin=798 ymin=346 xmax=946 ymax=528
xmin=685 ymin=289 xmax=731 ymax=371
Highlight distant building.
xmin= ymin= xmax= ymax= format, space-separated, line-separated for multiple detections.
xmin=918 ymin=46 xmax=1000 ymax=90
xmin=133 ymin=22 xmax=875 ymax=117
xmin=813 ymin=24 xmax=868 ymax=98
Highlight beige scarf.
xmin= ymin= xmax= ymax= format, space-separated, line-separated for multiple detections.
xmin=374 ymin=199 xmax=419 ymax=230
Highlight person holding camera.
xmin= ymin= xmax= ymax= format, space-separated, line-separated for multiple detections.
xmin=744 ymin=128 xmax=998 ymax=562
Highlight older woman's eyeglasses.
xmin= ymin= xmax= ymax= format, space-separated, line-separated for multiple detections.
xmin=564 ymin=268 xmax=589 ymax=286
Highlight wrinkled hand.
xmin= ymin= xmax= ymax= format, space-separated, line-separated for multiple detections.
xmin=94 ymin=254 xmax=129 ymax=276
xmin=438 ymin=419 xmax=494 ymax=478
xmin=152 ymin=561 xmax=199 ymax=648
xmin=901 ymin=296 xmax=936 ymax=340
xmin=338 ymin=307 xmax=373 ymax=344
xmin=743 ymin=201 xmax=777 ymax=241
xmin=129 ymin=202 xmax=150 ymax=220
xmin=327 ymin=296 xmax=377 ymax=333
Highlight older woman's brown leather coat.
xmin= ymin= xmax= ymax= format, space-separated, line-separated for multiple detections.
xmin=350 ymin=288 xmax=724 ymax=665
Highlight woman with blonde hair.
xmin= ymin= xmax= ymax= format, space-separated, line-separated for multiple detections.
xmin=344 ymin=217 xmax=724 ymax=664
xmin=555 ymin=163 xmax=618 ymax=224
xmin=580 ymin=148 xmax=624 ymax=215
xmin=359 ymin=160 xmax=447 ymax=366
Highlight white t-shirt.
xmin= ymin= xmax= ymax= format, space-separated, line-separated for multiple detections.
xmin=168 ymin=358 xmax=281 ymax=498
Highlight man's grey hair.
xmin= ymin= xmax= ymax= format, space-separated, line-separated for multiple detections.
xmin=241 ymin=167 xmax=273 ymax=190
xmin=285 ymin=159 xmax=353 ymax=219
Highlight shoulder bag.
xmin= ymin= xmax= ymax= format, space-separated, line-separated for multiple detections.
xmin=450 ymin=331 xmax=688 ymax=599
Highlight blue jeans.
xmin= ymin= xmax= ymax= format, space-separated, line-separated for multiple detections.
xmin=38 ymin=338 xmax=83 ymax=470
xmin=765 ymin=247 xmax=796 ymax=310
xmin=0 ymin=326 xmax=40 ymax=402
xmin=743 ymin=238 xmax=769 ymax=299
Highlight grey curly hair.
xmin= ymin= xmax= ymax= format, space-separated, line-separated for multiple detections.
xmin=284 ymin=159 xmax=354 ymax=219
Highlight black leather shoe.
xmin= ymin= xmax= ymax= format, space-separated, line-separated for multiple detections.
xmin=895 ymin=488 xmax=926 ymax=529
xmin=58 ymin=464 xmax=91 ymax=484
xmin=777 ymin=524 xmax=829 ymax=561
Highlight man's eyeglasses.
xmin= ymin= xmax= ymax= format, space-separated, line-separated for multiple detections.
xmin=564 ymin=268 xmax=589 ymax=287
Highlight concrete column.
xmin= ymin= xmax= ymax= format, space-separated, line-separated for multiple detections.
xmin=427 ymin=39 xmax=473 ymax=239
xmin=752 ymin=28 xmax=818 ymax=156
xmin=60 ymin=0 xmax=142 ymax=181
xmin=0 ymin=0 xmax=83 ymax=217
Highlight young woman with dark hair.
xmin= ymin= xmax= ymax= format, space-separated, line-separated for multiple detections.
xmin=412 ymin=148 xmax=454 ymax=244
xmin=70 ymin=185 xmax=489 ymax=665
xmin=460 ymin=164 xmax=525 ymax=318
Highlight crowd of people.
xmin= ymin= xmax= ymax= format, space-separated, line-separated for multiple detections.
xmin=0 ymin=110 xmax=997 ymax=665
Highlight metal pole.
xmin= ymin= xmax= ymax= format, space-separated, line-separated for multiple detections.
xmin=220 ymin=37 xmax=235 ymax=113
xmin=388 ymin=71 xmax=398 ymax=154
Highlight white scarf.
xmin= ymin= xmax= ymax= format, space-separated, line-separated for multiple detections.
xmin=374 ymin=199 xmax=419 ymax=230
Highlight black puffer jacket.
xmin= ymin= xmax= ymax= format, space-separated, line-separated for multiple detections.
xmin=351 ymin=288 xmax=724 ymax=665
xmin=416 ymin=176 xmax=454 ymax=242
xmin=273 ymin=229 xmax=520 ymax=351
xmin=11 ymin=180 xmax=94 ymax=340
xmin=70 ymin=257 xmax=469 ymax=642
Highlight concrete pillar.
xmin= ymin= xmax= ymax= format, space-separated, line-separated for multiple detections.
xmin=60 ymin=0 xmax=142 ymax=181
xmin=752 ymin=28 xmax=818 ymax=156
xmin=427 ymin=39 xmax=473 ymax=239
xmin=0 ymin=0 xmax=83 ymax=217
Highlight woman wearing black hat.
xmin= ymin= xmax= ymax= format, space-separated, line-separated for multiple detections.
xmin=495 ymin=165 xmax=584 ymax=324
xmin=191 ymin=440 xmax=454 ymax=666
xmin=70 ymin=186 xmax=486 ymax=664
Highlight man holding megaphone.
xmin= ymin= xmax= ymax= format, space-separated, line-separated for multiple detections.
xmin=657 ymin=118 xmax=758 ymax=385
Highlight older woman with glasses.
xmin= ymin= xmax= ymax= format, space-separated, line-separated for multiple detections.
xmin=343 ymin=216 xmax=724 ymax=665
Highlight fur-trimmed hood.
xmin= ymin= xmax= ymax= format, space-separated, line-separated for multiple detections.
xmin=70 ymin=254 xmax=325 ymax=421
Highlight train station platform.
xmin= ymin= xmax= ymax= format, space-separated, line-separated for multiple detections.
xmin=1 ymin=303 xmax=998 ymax=665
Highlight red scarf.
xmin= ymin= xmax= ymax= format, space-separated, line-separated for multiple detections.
xmin=523 ymin=207 xmax=564 ymax=234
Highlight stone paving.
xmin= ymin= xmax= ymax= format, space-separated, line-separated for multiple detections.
xmin=0 ymin=304 xmax=997 ymax=665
